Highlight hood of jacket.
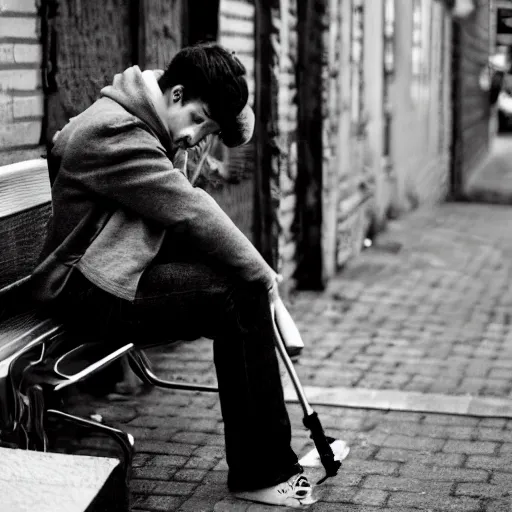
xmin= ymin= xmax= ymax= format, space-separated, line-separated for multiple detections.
xmin=100 ymin=65 xmax=173 ymax=154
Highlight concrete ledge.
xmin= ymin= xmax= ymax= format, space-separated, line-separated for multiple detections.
xmin=283 ymin=383 xmax=512 ymax=418
xmin=0 ymin=447 xmax=126 ymax=512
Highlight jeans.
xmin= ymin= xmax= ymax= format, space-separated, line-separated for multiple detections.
xmin=52 ymin=260 xmax=302 ymax=491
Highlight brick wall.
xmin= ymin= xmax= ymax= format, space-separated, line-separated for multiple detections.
xmin=0 ymin=0 xmax=44 ymax=165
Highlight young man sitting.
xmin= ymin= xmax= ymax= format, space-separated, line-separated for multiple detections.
xmin=31 ymin=43 xmax=314 ymax=508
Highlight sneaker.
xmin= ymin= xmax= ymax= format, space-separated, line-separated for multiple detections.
xmin=233 ymin=473 xmax=317 ymax=508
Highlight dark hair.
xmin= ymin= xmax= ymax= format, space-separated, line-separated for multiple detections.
xmin=158 ymin=42 xmax=249 ymax=129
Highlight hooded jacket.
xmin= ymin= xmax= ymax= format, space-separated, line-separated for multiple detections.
xmin=31 ymin=66 xmax=274 ymax=302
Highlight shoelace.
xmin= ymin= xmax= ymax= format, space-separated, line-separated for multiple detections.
xmin=280 ymin=475 xmax=312 ymax=500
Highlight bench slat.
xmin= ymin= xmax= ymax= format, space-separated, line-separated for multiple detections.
xmin=0 ymin=159 xmax=51 ymax=218
xmin=0 ymin=311 xmax=60 ymax=362
xmin=0 ymin=203 xmax=51 ymax=290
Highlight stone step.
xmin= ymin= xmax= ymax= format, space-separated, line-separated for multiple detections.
xmin=0 ymin=447 xmax=127 ymax=512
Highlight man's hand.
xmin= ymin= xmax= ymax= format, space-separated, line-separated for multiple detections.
xmin=269 ymin=273 xmax=283 ymax=305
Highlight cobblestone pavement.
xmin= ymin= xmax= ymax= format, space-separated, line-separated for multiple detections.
xmin=55 ymin=201 xmax=512 ymax=511
xmin=291 ymin=203 xmax=512 ymax=398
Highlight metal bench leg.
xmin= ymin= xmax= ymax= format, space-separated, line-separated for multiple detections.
xmin=25 ymin=384 xmax=48 ymax=452
xmin=47 ymin=408 xmax=135 ymax=483
xmin=128 ymin=349 xmax=218 ymax=393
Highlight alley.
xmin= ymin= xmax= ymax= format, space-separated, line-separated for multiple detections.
xmin=0 ymin=1 xmax=510 ymax=511
xmin=54 ymin=169 xmax=512 ymax=511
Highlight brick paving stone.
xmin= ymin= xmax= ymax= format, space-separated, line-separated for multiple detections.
xmin=131 ymin=480 xmax=198 ymax=496
xmin=411 ymin=424 xmax=473 ymax=439
xmin=135 ymin=441 xmax=198 ymax=456
xmin=387 ymin=492 xmax=481 ymax=511
xmin=132 ymin=495 xmax=187 ymax=512
xmin=133 ymin=453 xmax=154 ymax=468
xmin=351 ymin=489 xmax=389 ymax=506
xmin=342 ymin=459 xmax=399 ymax=476
xmin=321 ymin=486 xmax=358 ymax=503
xmin=183 ymin=456 xmax=220 ymax=470
xmin=363 ymin=475 xmax=452 ymax=494
xmin=174 ymin=469 xmax=209 ymax=483
xmin=347 ymin=444 xmax=379 ymax=460
xmin=486 ymin=501 xmax=512 ymax=512
xmin=443 ymin=440 xmax=498 ymax=454
xmin=399 ymin=463 xmax=488 ymax=482
xmin=133 ymin=466 xmax=178 ymax=481
xmin=150 ymin=455 xmax=190 ymax=467
xmin=172 ymin=432 xmax=210 ymax=444
xmin=382 ymin=434 xmax=445 ymax=452
xmin=375 ymin=448 xmax=464 ymax=466
xmin=212 ymin=500 xmax=250 ymax=512
xmin=193 ymin=445 xmax=225 ymax=460
xmin=490 ymin=472 xmax=512 ymax=487
xmin=143 ymin=428 xmax=183 ymax=441
xmin=478 ymin=428 xmax=512 ymax=443
xmin=466 ymin=455 xmax=512 ymax=472
xmin=455 ymin=483 xmax=508 ymax=499
xmin=422 ymin=416 xmax=479 ymax=427
xmin=129 ymin=416 xmax=182 ymax=429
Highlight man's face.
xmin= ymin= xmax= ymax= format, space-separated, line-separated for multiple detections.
xmin=164 ymin=85 xmax=220 ymax=151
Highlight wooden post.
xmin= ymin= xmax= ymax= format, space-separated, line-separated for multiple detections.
xmin=295 ymin=0 xmax=326 ymax=290
xmin=138 ymin=0 xmax=184 ymax=70
xmin=254 ymin=0 xmax=279 ymax=268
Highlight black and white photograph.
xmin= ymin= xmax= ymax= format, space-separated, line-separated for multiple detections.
xmin=0 ymin=0 xmax=511 ymax=511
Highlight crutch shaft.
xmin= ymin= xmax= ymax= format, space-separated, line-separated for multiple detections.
xmin=271 ymin=303 xmax=314 ymax=417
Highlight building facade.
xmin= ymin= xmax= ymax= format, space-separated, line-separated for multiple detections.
xmin=0 ymin=0 xmax=495 ymax=291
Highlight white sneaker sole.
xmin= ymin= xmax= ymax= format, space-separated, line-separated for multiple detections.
xmin=233 ymin=490 xmax=318 ymax=508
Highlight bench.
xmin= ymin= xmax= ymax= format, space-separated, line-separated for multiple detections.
xmin=0 ymin=159 xmax=219 ymax=497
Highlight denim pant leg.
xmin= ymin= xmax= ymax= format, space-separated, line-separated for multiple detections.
xmin=62 ymin=263 xmax=302 ymax=491
xmin=211 ymin=283 xmax=302 ymax=491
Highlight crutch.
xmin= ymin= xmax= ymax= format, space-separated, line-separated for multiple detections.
xmin=271 ymin=297 xmax=347 ymax=484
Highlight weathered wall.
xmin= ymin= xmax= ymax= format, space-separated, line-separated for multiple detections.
xmin=334 ymin=0 xmax=373 ymax=271
xmin=322 ymin=0 xmax=344 ymax=278
xmin=0 ymin=0 xmax=44 ymax=165
xmin=388 ymin=0 xmax=452 ymax=215
xmin=362 ymin=0 xmax=386 ymax=222
xmin=44 ymin=0 xmax=135 ymax=144
xmin=139 ymin=0 xmax=183 ymax=70
xmin=276 ymin=0 xmax=299 ymax=283
xmin=453 ymin=0 xmax=491 ymax=196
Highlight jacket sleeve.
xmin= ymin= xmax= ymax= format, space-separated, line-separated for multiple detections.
xmin=65 ymin=118 xmax=276 ymax=288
